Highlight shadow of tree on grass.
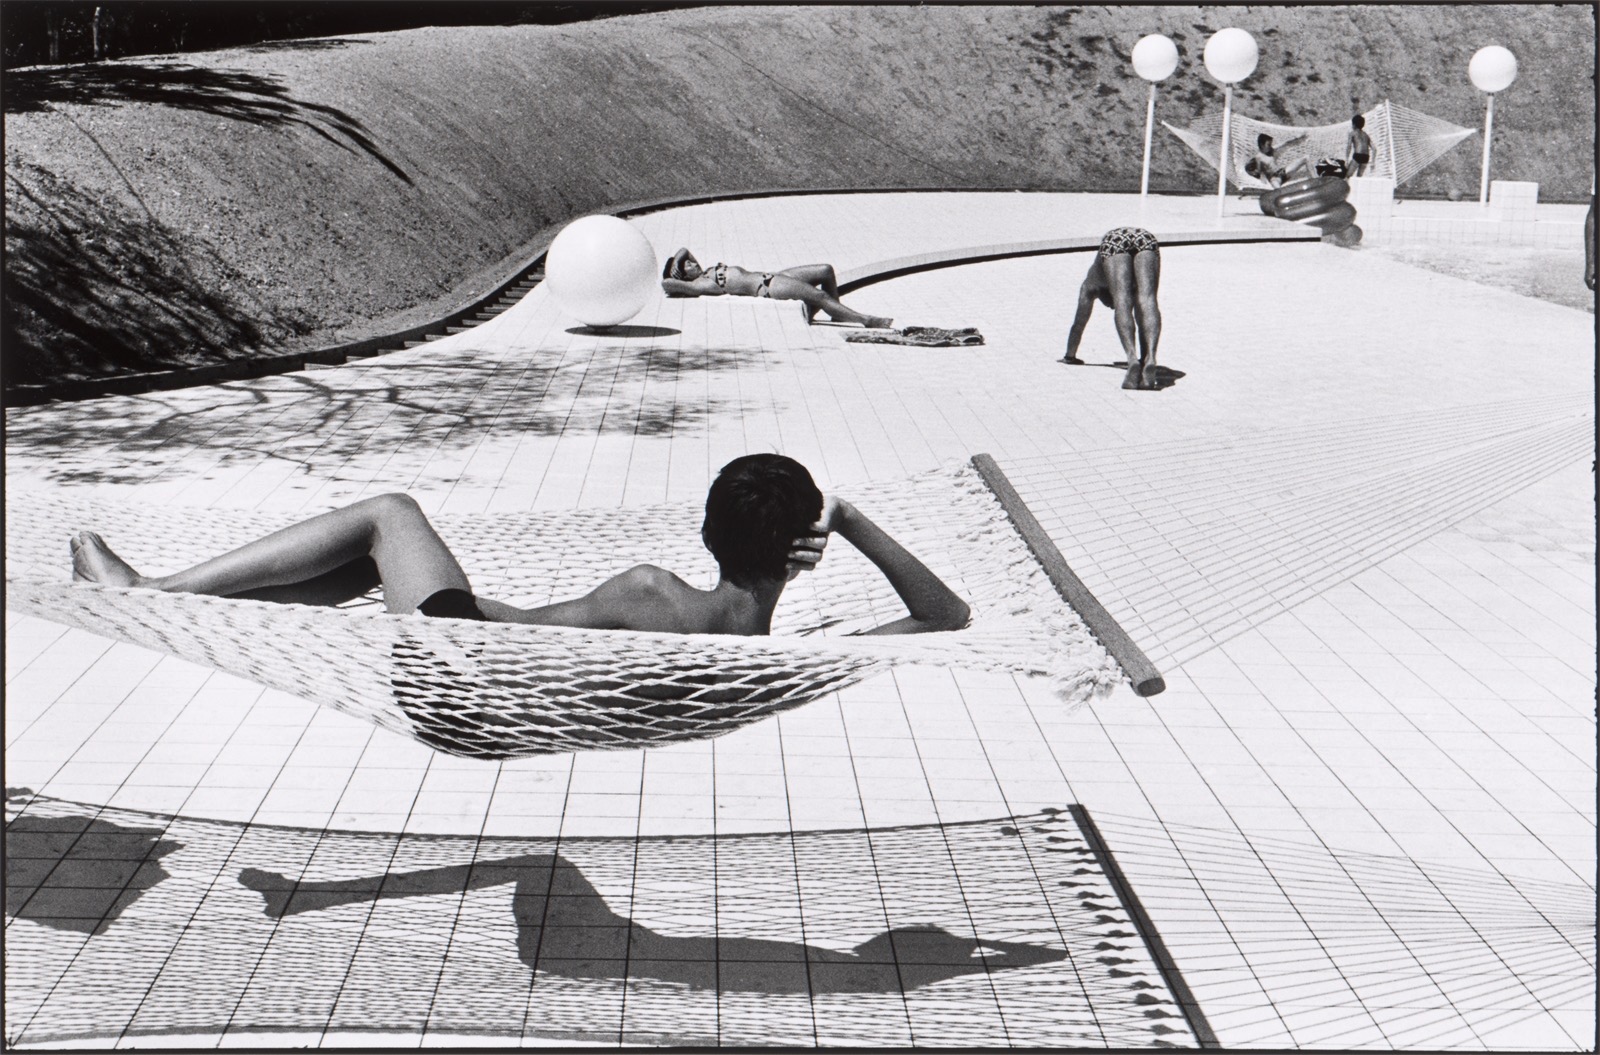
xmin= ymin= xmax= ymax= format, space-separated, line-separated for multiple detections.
xmin=3 ymin=161 xmax=314 ymax=388
xmin=2 ymin=61 xmax=410 ymax=184
xmin=5 ymin=343 xmax=763 ymax=489
xmin=238 ymin=38 xmax=368 ymax=55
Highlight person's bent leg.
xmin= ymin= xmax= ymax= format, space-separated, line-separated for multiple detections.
xmin=1104 ymin=254 xmax=1142 ymax=389
xmin=74 ymin=494 xmax=471 ymax=614
xmin=779 ymin=265 xmax=839 ymax=322
xmin=1133 ymin=249 xmax=1162 ymax=387
xmin=767 ymin=275 xmax=891 ymax=329
xmin=779 ymin=264 xmax=839 ymax=297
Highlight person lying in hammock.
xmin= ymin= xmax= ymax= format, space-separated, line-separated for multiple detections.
xmin=70 ymin=454 xmax=970 ymax=637
xmin=661 ymin=248 xmax=894 ymax=329
xmin=1245 ymin=132 xmax=1312 ymax=187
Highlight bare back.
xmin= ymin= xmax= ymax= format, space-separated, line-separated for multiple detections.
xmin=477 ymin=564 xmax=778 ymax=635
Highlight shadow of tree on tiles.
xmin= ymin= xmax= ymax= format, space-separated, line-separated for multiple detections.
xmin=5 ymin=343 xmax=762 ymax=489
xmin=3 ymin=161 xmax=314 ymax=389
xmin=2 ymin=61 xmax=410 ymax=184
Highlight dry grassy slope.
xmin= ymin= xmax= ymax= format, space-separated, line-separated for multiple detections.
xmin=3 ymin=4 xmax=1593 ymax=384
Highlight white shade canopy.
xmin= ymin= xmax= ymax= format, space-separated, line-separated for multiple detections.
xmin=1469 ymin=45 xmax=1518 ymax=93
xmin=1132 ymin=34 xmax=1179 ymax=82
xmin=1203 ymin=28 xmax=1258 ymax=84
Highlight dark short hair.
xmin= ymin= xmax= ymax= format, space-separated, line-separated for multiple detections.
xmin=702 ymin=454 xmax=824 ymax=585
xmin=663 ymin=248 xmax=694 ymax=281
xmin=1257 ymin=133 xmax=1273 ymax=150
xmin=1351 ymin=114 xmax=1365 ymax=129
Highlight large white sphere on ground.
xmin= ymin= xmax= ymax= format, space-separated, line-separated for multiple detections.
xmin=1203 ymin=27 xmax=1258 ymax=84
xmin=1132 ymin=34 xmax=1179 ymax=82
xmin=1469 ymin=45 xmax=1518 ymax=93
xmin=544 ymin=215 xmax=658 ymax=327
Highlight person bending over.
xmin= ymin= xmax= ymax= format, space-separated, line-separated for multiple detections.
xmin=70 ymin=454 xmax=969 ymax=638
xmin=661 ymin=249 xmax=893 ymax=329
xmin=1344 ymin=115 xmax=1374 ymax=177
xmin=1245 ymin=132 xmax=1311 ymax=187
xmin=1061 ymin=227 xmax=1163 ymax=391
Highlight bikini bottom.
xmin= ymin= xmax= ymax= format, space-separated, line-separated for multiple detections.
xmin=1098 ymin=227 xmax=1161 ymax=258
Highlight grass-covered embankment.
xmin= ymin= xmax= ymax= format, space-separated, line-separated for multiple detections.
xmin=3 ymin=4 xmax=1593 ymax=389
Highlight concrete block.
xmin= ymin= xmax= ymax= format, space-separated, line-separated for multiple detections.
xmin=1348 ymin=176 xmax=1396 ymax=221
xmin=1489 ymin=180 xmax=1539 ymax=205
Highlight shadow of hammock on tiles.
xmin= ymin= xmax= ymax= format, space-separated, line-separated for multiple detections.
xmin=4 ymin=789 xmax=1212 ymax=1048
xmin=4 ymin=458 xmax=1143 ymax=760
xmin=998 ymin=393 xmax=1594 ymax=670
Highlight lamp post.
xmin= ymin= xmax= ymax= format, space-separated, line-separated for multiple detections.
xmin=1469 ymin=45 xmax=1518 ymax=206
xmin=1132 ymin=34 xmax=1180 ymax=201
xmin=1204 ymin=28 xmax=1259 ymax=219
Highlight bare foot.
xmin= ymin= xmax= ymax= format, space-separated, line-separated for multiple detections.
xmin=71 ymin=532 xmax=143 ymax=586
xmin=1060 ymin=355 xmax=1084 ymax=365
xmin=1121 ymin=360 xmax=1144 ymax=390
xmin=801 ymin=303 xmax=816 ymax=324
xmin=1142 ymin=361 xmax=1161 ymax=389
xmin=863 ymin=317 xmax=894 ymax=330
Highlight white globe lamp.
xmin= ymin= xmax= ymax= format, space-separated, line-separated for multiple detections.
xmin=1203 ymin=28 xmax=1259 ymax=218
xmin=1132 ymin=34 xmax=1179 ymax=81
xmin=1132 ymin=34 xmax=1180 ymax=199
xmin=1469 ymin=45 xmax=1518 ymax=93
xmin=1203 ymin=27 xmax=1258 ymax=83
xmin=1469 ymin=46 xmax=1518 ymax=205
xmin=544 ymin=215 xmax=658 ymax=329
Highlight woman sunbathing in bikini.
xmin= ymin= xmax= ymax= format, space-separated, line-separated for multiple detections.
xmin=69 ymin=454 xmax=969 ymax=638
xmin=661 ymin=248 xmax=893 ymax=329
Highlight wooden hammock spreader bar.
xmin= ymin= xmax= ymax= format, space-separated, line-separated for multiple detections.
xmin=970 ymin=453 xmax=1166 ymax=697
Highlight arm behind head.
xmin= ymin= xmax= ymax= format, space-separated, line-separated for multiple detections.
xmin=662 ymin=248 xmax=697 ymax=297
xmin=664 ymin=248 xmax=689 ymax=276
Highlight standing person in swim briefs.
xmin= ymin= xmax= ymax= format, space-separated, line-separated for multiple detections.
xmin=1345 ymin=115 xmax=1374 ymax=177
xmin=661 ymin=248 xmax=894 ymax=329
xmin=1061 ymin=227 xmax=1163 ymax=391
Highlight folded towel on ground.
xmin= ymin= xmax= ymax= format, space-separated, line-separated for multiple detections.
xmin=845 ymin=326 xmax=985 ymax=347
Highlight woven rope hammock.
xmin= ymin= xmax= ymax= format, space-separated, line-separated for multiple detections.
xmin=1164 ymin=99 xmax=1476 ymax=190
xmin=6 ymin=459 xmax=1130 ymax=759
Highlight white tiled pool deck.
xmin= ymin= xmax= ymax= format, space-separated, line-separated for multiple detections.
xmin=5 ymin=191 xmax=1595 ymax=1049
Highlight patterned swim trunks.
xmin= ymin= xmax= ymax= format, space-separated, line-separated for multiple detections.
xmin=1098 ymin=227 xmax=1161 ymax=258
xmin=755 ymin=272 xmax=775 ymax=298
